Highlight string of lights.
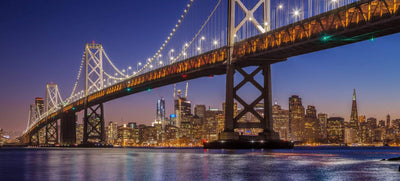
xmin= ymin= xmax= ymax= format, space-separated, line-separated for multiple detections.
xmin=65 ymin=52 xmax=86 ymax=104
xmin=136 ymin=0 xmax=195 ymax=75
xmin=174 ymin=0 xmax=221 ymax=62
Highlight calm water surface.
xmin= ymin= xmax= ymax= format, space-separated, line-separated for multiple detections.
xmin=0 ymin=147 xmax=399 ymax=181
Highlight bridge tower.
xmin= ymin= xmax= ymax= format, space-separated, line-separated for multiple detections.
xmin=83 ymin=43 xmax=106 ymax=144
xmin=44 ymin=83 xmax=62 ymax=145
xmin=221 ymin=0 xmax=279 ymax=140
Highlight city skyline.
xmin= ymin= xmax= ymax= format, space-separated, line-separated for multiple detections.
xmin=2 ymin=0 xmax=400 ymax=134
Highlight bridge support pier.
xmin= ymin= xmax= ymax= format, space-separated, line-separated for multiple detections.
xmin=221 ymin=63 xmax=279 ymax=140
xmin=61 ymin=113 xmax=77 ymax=146
xmin=45 ymin=120 xmax=58 ymax=145
xmin=205 ymin=63 xmax=293 ymax=149
xmin=83 ymin=103 xmax=105 ymax=145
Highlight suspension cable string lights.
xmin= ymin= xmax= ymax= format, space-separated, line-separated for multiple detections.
xmin=65 ymin=52 xmax=86 ymax=104
xmin=174 ymin=0 xmax=221 ymax=62
xmin=135 ymin=0 xmax=195 ymax=75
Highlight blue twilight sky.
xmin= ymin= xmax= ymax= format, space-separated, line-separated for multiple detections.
xmin=1 ymin=0 xmax=400 ymax=133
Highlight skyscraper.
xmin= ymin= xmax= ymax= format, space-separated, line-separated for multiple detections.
xmin=304 ymin=105 xmax=319 ymax=143
xmin=386 ymin=114 xmax=391 ymax=128
xmin=174 ymin=88 xmax=191 ymax=128
xmin=348 ymin=89 xmax=359 ymax=143
xmin=272 ymin=104 xmax=289 ymax=140
xmin=194 ymin=105 xmax=206 ymax=122
xmin=318 ymin=113 xmax=328 ymax=141
xmin=327 ymin=117 xmax=345 ymax=144
xmin=289 ymin=95 xmax=305 ymax=142
xmin=156 ymin=98 xmax=166 ymax=128
xmin=107 ymin=122 xmax=118 ymax=144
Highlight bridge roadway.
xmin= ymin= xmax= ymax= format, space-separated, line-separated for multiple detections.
xmin=21 ymin=0 xmax=400 ymax=143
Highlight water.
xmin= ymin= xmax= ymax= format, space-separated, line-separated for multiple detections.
xmin=0 ymin=147 xmax=399 ymax=181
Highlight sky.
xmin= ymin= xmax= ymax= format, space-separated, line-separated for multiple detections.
xmin=1 ymin=0 xmax=400 ymax=134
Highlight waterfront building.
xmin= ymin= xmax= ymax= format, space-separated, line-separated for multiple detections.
xmin=327 ymin=117 xmax=345 ymax=144
xmin=164 ymin=125 xmax=179 ymax=144
xmin=116 ymin=124 xmax=139 ymax=146
xmin=141 ymin=126 xmax=158 ymax=145
xmin=272 ymin=104 xmax=289 ymax=140
xmin=107 ymin=122 xmax=118 ymax=144
xmin=304 ymin=105 xmax=320 ymax=143
xmin=154 ymin=122 xmax=163 ymax=143
xmin=289 ymin=95 xmax=305 ymax=142
xmin=374 ymin=128 xmax=385 ymax=143
xmin=345 ymin=126 xmax=358 ymax=144
xmin=364 ymin=117 xmax=377 ymax=144
xmin=203 ymin=109 xmax=221 ymax=141
xmin=76 ymin=124 xmax=84 ymax=144
xmin=359 ymin=120 xmax=368 ymax=144
xmin=318 ymin=113 xmax=328 ymax=142
xmin=180 ymin=121 xmax=193 ymax=140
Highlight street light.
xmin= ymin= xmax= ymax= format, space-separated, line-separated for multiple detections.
xmin=128 ymin=66 xmax=132 ymax=75
xmin=213 ymin=40 xmax=219 ymax=49
xmin=293 ymin=9 xmax=300 ymax=22
xmin=169 ymin=49 xmax=174 ymax=63
xmin=157 ymin=54 xmax=162 ymax=67
xmin=137 ymin=62 xmax=142 ymax=71
xmin=182 ymin=43 xmax=189 ymax=59
xmin=276 ymin=4 xmax=284 ymax=28
xmin=198 ymin=36 xmax=205 ymax=54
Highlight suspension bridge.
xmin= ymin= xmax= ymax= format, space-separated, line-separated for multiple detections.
xmin=20 ymin=0 xmax=400 ymax=147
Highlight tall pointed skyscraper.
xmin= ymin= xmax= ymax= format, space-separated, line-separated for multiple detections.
xmin=346 ymin=89 xmax=359 ymax=144
xmin=350 ymin=89 xmax=358 ymax=129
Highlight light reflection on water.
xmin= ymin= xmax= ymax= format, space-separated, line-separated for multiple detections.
xmin=0 ymin=147 xmax=399 ymax=181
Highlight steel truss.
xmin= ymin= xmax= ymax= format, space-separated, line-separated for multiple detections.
xmin=46 ymin=83 xmax=63 ymax=112
xmin=83 ymin=103 xmax=105 ymax=144
xmin=45 ymin=120 xmax=58 ymax=145
xmin=85 ymin=43 xmax=104 ymax=95
xmin=226 ymin=64 xmax=277 ymax=138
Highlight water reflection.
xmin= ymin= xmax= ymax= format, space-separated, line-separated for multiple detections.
xmin=0 ymin=147 xmax=399 ymax=181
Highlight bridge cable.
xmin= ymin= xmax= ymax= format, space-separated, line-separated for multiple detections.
xmin=174 ymin=0 xmax=221 ymax=62
xmin=136 ymin=0 xmax=195 ymax=75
